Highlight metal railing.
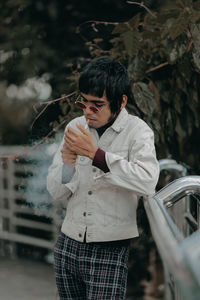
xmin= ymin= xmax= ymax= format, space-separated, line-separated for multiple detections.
xmin=144 ymin=176 xmax=200 ymax=300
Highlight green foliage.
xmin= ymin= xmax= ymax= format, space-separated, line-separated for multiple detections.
xmin=47 ymin=0 xmax=200 ymax=172
xmin=105 ymin=0 xmax=200 ymax=172
xmin=132 ymin=82 xmax=157 ymax=115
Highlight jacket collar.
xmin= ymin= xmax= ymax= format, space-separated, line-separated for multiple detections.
xmin=110 ymin=108 xmax=129 ymax=132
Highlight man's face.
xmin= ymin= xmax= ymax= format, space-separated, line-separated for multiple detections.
xmin=79 ymin=93 xmax=114 ymax=128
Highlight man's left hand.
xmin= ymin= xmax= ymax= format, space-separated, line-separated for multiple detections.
xmin=64 ymin=122 xmax=98 ymax=160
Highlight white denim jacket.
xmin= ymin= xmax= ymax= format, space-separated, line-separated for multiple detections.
xmin=47 ymin=108 xmax=159 ymax=242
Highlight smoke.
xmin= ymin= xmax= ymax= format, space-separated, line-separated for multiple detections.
xmin=25 ymin=140 xmax=64 ymax=219
xmin=25 ymin=144 xmax=54 ymax=217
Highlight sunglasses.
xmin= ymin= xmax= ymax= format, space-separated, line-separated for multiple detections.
xmin=75 ymin=95 xmax=106 ymax=114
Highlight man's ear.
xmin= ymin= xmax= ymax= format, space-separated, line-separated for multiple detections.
xmin=120 ymin=95 xmax=127 ymax=110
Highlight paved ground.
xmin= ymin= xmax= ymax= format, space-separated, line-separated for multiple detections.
xmin=0 ymin=256 xmax=162 ymax=300
xmin=0 ymin=256 xmax=57 ymax=300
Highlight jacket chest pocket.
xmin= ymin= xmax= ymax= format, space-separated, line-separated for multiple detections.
xmin=96 ymin=183 xmax=119 ymax=226
xmin=103 ymin=193 xmax=118 ymax=226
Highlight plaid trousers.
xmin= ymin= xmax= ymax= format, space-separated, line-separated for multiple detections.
xmin=54 ymin=232 xmax=130 ymax=300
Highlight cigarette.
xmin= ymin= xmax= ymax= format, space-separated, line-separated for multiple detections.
xmin=84 ymin=119 xmax=89 ymax=129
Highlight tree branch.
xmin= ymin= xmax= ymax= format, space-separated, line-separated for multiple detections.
xmin=146 ymin=62 xmax=169 ymax=74
xmin=39 ymin=91 xmax=76 ymax=105
xmin=0 ymin=117 xmax=68 ymax=160
xmin=127 ymin=1 xmax=156 ymax=18
xmin=30 ymin=92 xmax=76 ymax=130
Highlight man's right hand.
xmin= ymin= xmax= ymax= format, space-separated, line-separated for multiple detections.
xmin=61 ymin=143 xmax=77 ymax=165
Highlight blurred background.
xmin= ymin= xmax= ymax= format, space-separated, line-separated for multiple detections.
xmin=0 ymin=0 xmax=200 ymax=299
xmin=0 ymin=0 xmax=136 ymax=145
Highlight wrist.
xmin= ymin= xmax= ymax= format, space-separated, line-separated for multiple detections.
xmin=89 ymin=146 xmax=98 ymax=160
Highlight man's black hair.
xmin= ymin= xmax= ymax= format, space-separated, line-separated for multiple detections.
xmin=79 ymin=56 xmax=133 ymax=114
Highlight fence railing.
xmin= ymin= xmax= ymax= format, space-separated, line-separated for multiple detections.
xmin=0 ymin=145 xmax=61 ymax=257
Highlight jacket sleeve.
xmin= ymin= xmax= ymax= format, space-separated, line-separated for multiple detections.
xmin=96 ymin=125 xmax=159 ymax=196
xmin=46 ymin=133 xmax=78 ymax=203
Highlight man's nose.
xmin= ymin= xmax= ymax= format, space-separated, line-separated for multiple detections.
xmin=84 ymin=105 xmax=93 ymax=114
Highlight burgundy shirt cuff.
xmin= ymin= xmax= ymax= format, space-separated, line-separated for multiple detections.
xmin=92 ymin=148 xmax=110 ymax=173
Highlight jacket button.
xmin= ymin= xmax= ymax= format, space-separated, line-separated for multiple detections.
xmin=92 ymin=168 xmax=96 ymax=172
xmin=79 ymin=233 xmax=82 ymax=238
xmin=88 ymin=191 xmax=92 ymax=195
xmin=83 ymin=212 xmax=86 ymax=216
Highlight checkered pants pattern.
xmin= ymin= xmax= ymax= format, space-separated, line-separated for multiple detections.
xmin=54 ymin=232 xmax=130 ymax=300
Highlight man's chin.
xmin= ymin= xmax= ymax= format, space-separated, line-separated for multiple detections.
xmin=87 ymin=119 xmax=99 ymax=128
xmin=89 ymin=124 xmax=99 ymax=129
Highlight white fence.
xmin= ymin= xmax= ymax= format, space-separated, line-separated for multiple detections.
xmin=0 ymin=145 xmax=61 ymax=256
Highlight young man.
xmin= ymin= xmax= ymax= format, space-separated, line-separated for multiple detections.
xmin=47 ymin=57 xmax=159 ymax=300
